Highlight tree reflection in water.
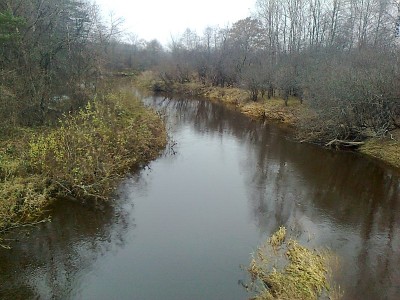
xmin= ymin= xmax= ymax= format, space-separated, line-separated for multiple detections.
xmin=0 ymin=174 xmax=143 ymax=299
xmin=148 ymin=94 xmax=400 ymax=299
xmin=1 ymin=93 xmax=400 ymax=299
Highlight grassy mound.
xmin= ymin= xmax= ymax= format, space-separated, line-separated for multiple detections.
xmin=248 ymin=227 xmax=338 ymax=300
xmin=360 ymin=129 xmax=400 ymax=169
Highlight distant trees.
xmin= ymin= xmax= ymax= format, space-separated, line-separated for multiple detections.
xmin=4 ymin=0 xmax=396 ymax=142
xmin=145 ymin=0 xmax=399 ymax=142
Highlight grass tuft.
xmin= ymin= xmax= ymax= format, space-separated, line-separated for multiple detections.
xmin=269 ymin=226 xmax=286 ymax=250
xmin=248 ymin=227 xmax=339 ymax=300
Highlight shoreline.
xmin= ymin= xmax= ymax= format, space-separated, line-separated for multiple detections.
xmin=135 ymin=73 xmax=400 ymax=171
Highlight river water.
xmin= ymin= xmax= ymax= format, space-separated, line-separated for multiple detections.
xmin=1 ymin=92 xmax=400 ymax=299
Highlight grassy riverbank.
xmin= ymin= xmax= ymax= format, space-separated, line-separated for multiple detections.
xmin=360 ymin=131 xmax=400 ymax=169
xmin=0 ymin=91 xmax=167 ymax=235
xmin=135 ymin=71 xmax=400 ymax=170
xmin=135 ymin=71 xmax=308 ymax=126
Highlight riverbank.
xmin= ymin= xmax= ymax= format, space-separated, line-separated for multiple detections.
xmin=135 ymin=71 xmax=307 ymax=126
xmin=0 ymin=91 xmax=167 ymax=236
xmin=360 ymin=131 xmax=400 ymax=170
xmin=135 ymin=71 xmax=400 ymax=171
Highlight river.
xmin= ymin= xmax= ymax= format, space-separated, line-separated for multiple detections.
xmin=1 ymin=90 xmax=400 ymax=299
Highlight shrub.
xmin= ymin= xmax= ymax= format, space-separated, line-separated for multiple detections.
xmin=28 ymin=92 xmax=166 ymax=201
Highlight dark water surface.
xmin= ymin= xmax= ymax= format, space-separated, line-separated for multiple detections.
xmin=1 ymin=92 xmax=400 ymax=299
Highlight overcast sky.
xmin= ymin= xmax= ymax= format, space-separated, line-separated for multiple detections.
xmin=94 ymin=0 xmax=256 ymax=45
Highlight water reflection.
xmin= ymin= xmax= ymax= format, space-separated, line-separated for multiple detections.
xmin=0 ymin=181 xmax=138 ymax=299
xmin=1 ymin=92 xmax=400 ymax=299
xmin=146 ymin=94 xmax=400 ymax=299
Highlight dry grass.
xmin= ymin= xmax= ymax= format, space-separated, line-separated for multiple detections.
xmin=248 ymin=227 xmax=339 ymax=300
xmin=0 ymin=91 xmax=167 ymax=234
xmin=240 ymin=97 xmax=307 ymax=126
xmin=360 ymin=129 xmax=400 ymax=169
xmin=134 ymin=70 xmax=163 ymax=91
xmin=203 ymin=86 xmax=248 ymax=105
xmin=196 ymin=84 xmax=309 ymax=127
xmin=269 ymin=226 xmax=286 ymax=250
xmin=134 ymin=72 xmax=306 ymax=126
xmin=199 ymin=84 xmax=309 ymax=126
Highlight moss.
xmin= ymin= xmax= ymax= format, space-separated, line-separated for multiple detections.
xmin=248 ymin=227 xmax=339 ymax=300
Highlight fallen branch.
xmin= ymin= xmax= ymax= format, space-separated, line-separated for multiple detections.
xmin=0 ymin=240 xmax=11 ymax=250
xmin=0 ymin=217 xmax=51 ymax=235
xmin=0 ymin=218 xmax=51 ymax=249
xmin=325 ymin=139 xmax=365 ymax=148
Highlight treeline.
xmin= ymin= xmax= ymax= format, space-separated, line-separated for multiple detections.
xmin=141 ymin=0 xmax=400 ymax=142
xmin=0 ymin=0 xmax=170 ymax=128
xmin=0 ymin=0 xmax=127 ymax=127
xmin=2 ymin=0 xmax=399 ymax=142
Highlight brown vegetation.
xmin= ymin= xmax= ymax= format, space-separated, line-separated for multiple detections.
xmin=248 ymin=227 xmax=339 ymax=300
xmin=135 ymin=71 xmax=308 ymax=125
xmin=360 ymin=129 xmax=400 ymax=169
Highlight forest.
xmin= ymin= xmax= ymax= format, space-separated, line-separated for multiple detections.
xmin=125 ymin=0 xmax=400 ymax=145
xmin=2 ymin=0 xmax=400 ymax=144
